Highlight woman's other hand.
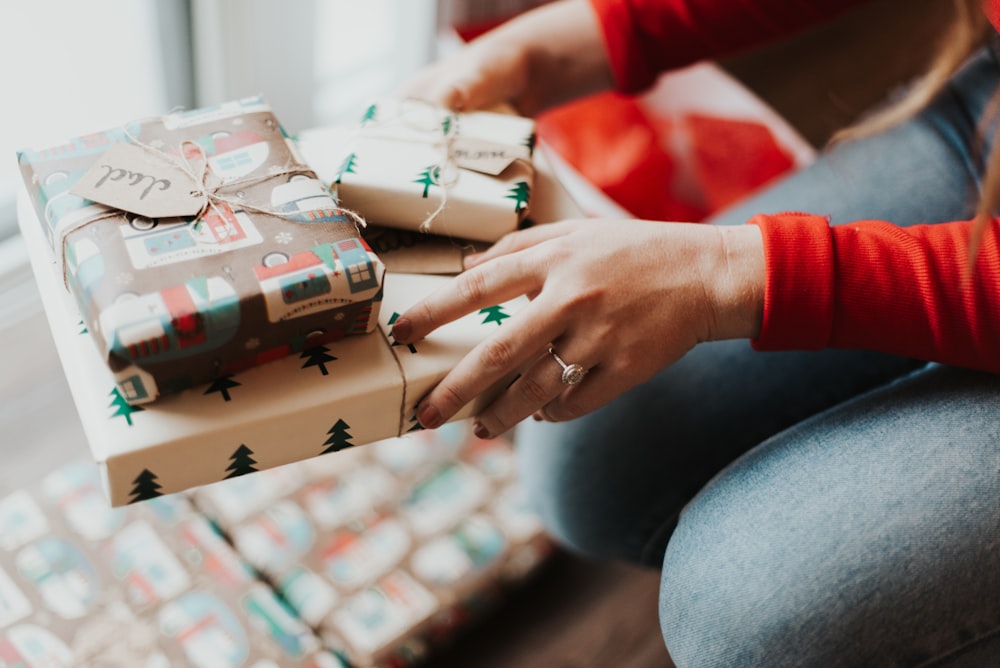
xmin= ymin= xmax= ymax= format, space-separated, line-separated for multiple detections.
xmin=391 ymin=220 xmax=766 ymax=437
xmin=395 ymin=0 xmax=614 ymax=115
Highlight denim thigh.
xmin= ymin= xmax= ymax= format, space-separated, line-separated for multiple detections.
xmin=660 ymin=365 xmax=1000 ymax=667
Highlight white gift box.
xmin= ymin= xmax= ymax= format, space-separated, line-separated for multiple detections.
xmin=328 ymin=99 xmax=537 ymax=243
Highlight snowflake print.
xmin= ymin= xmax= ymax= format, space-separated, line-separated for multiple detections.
xmin=116 ymin=272 xmax=134 ymax=286
xmin=245 ymin=337 xmax=260 ymax=350
xmin=147 ymin=138 xmax=165 ymax=149
xmin=275 ymin=231 xmax=294 ymax=245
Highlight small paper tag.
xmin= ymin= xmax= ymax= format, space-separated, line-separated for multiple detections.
xmin=452 ymin=138 xmax=531 ymax=176
xmin=71 ymin=142 xmax=205 ymax=218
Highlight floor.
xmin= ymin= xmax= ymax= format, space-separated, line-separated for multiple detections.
xmin=0 ymin=259 xmax=673 ymax=667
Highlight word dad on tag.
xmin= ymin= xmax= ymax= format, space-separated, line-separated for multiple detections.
xmin=71 ymin=142 xmax=205 ymax=219
xmin=452 ymin=138 xmax=531 ymax=176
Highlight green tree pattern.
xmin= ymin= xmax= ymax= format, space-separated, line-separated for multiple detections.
xmin=505 ymin=181 xmax=531 ymax=213
xmin=406 ymin=412 xmax=424 ymax=432
xmin=523 ymin=132 xmax=536 ymax=156
xmin=361 ymin=103 xmax=378 ymax=125
xmin=335 ymin=152 xmax=357 ymax=184
xmin=413 ymin=165 xmax=439 ymax=198
xmin=387 ymin=312 xmax=417 ymax=353
xmin=479 ymin=305 xmax=510 ymax=326
xmin=205 ymin=375 xmax=241 ymax=402
xmin=108 ymin=387 xmax=144 ymax=426
xmin=128 ymin=469 xmax=162 ymax=503
xmin=301 ymin=345 xmax=337 ymax=376
xmin=322 ymin=419 xmax=354 ymax=454
xmin=224 ymin=444 xmax=258 ymax=479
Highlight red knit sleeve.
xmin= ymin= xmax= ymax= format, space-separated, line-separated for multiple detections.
xmin=750 ymin=213 xmax=1000 ymax=373
xmin=588 ymin=0 xmax=874 ymax=93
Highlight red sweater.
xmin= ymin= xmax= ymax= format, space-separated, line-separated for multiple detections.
xmin=590 ymin=0 xmax=1000 ymax=372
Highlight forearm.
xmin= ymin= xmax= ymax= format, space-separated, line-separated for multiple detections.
xmin=752 ymin=214 xmax=1000 ymax=373
xmin=708 ymin=225 xmax=765 ymax=342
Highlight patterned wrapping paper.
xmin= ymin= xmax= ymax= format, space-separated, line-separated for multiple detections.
xmin=0 ymin=461 xmax=348 ymax=667
xmin=331 ymin=98 xmax=536 ymax=243
xmin=17 ymin=96 xmax=385 ymax=405
xmin=20 ymin=192 xmax=525 ymax=507
xmin=192 ymin=422 xmax=553 ymax=668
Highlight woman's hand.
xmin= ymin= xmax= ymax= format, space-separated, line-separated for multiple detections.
xmin=395 ymin=0 xmax=614 ymax=114
xmin=391 ymin=220 xmax=766 ymax=438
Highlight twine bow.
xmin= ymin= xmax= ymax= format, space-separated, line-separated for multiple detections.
xmin=43 ymin=111 xmax=368 ymax=287
xmin=352 ymin=99 xmax=462 ymax=234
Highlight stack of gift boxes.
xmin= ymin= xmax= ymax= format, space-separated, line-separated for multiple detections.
xmin=17 ymin=95 xmax=552 ymax=504
xmin=12 ymin=95 xmax=572 ymax=665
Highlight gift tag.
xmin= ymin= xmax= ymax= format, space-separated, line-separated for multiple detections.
xmin=452 ymin=138 xmax=531 ymax=176
xmin=71 ymin=142 xmax=205 ymax=218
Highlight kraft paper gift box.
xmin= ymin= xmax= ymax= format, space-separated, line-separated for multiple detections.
xmin=0 ymin=461 xmax=347 ymax=667
xmin=20 ymin=190 xmax=525 ymax=507
xmin=330 ymin=98 xmax=536 ymax=243
xmin=18 ymin=96 xmax=385 ymax=405
xmin=190 ymin=423 xmax=551 ymax=668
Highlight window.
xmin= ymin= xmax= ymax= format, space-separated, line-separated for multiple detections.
xmin=0 ymin=0 xmax=189 ymax=242
xmin=3 ymin=0 xmax=438 ymax=248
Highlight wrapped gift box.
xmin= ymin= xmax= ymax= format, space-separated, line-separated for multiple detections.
xmin=191 ymin=422 xmax=552 ymax=668
xmin=18 ymin=96 xmax=385 ymax=405
xmin=331 ymin=98 xmax=536 ymax=243
xmin=0 ymin=461 xmax=347 ymax=667
xmin=20 ymin=193 xmax=525 ymax=507
xmin=299 ymin=123 xmax=584 ymax=275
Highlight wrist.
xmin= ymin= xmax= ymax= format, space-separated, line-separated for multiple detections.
xmin=707 ymin=225 xmax=765 ymax=341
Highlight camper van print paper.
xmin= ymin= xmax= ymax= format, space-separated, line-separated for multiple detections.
xmin=0 ymin=464 xmax=342 ymax=667
xmin=332 ymin=99 xmax=536 ymax=243
xmin=18 ymin=96 xmax=385 ymax=405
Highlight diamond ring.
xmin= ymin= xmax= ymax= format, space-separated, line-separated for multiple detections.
xmin=548 ymin=346 xmax=587 ymax=386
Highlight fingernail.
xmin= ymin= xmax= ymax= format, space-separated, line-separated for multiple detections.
xmin=473 ymin=421 xmax=491 ymax=439
xmin=463 ymin=252 xmax=483 ymax=269
xmin=391 ymin=317 xmax=412 ymax=342
xmin=417 ymin=403 xmax=443 ymax=429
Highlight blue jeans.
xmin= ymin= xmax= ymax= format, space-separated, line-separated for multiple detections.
xmin=516 ymin=44 xmax=1000 ymax=666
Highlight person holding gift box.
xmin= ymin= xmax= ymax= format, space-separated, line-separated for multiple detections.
xmin=391 ymin=0 xmax=1000 ymax=665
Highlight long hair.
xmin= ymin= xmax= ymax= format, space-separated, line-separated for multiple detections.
xmin=833 ymin=0 xmax=996 ymax=265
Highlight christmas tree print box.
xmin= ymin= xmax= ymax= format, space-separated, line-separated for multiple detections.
xmin=20 ymin=189 xmax=525 ymax=507
xmin=17 ymin=96 xmax=385 ymax=406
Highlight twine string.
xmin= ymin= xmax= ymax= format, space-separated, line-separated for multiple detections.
xmin=46 ymin=112 xmax=368 ymax=287
xmin=353 ymin=99 xmax=463 ymax=234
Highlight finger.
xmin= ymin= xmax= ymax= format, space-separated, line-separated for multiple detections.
xmin=464 ymin=222 xmax=578 ymax=269
xmin=536 ymin=361 xmax=640 ymax=424
xmin=472 ymin=337 xmax=596 ymax=438
xmin=393 ymin=250 xmax=541 ymax=344
xmin=413 ymin=297 xmax=564 ymax=429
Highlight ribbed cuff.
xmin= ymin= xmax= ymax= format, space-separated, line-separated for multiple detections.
xmin=749 ymin=213 xmax=835 ymax=351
